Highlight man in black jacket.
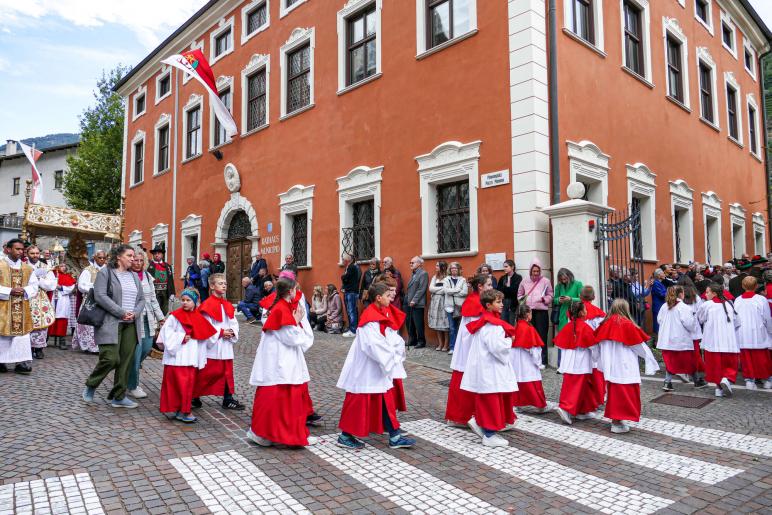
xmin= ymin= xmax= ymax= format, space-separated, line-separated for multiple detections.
xmin=340 ymin=254 xmax=361 ymax=337
xmin=496 ymin=259 xmax=522 ymax=324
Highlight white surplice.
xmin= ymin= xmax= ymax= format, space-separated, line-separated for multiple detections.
xmin=460 ymin=324 xmax=518 ymax=394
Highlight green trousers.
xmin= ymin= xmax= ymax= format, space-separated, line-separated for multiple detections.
xmin=85 ymin=323 xmax=137 ymax=401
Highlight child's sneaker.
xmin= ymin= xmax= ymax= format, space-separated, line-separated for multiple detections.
xmin=388 ymin=436 xmax=416 ymax=449
xmin=175 ymin=412 xmax=197 ymax=423
xmin=714 ymin=387 xmax=724 ymax=397
xmin=306 ymin=436 xmax=319 ymax=446
xmin=336 ymin=434 xmax=365 ymax=449
xmin=533 ymin=401 xmax=557 ymax=414
xmin=764 ymin=379 xmax=772 ymax=389
xmin=467 ymin=417 xmax=484 ymax=438
xmin=306 ymin=413 xmax=323 ymax=426
xmin=482 ymin=434 xmax=508 ymax=447
xmin=555 ymin=407 xmax=573 ymax=425
xmin=610 ymin=422 xmax=630 ymax=434
xmin=662 ymin=381 xmax=674 ymax=392
xmin=745 ymin=380 xmax=758 ymax=390
xmin=82 ymin=386 xmax=96 ymax=403
xmin=575 ymin=412 xmax=597 ymax=421
xmin=246 ymin=429 xmax=272 ymax=447
xmin=720 ymin=378 xmax=733 ymax=397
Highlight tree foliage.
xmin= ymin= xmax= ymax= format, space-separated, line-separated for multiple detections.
xmin=63 ymin=65 xmax=130 ymax=213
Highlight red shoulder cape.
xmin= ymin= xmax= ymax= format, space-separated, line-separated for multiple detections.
xmin=358 ymin=303 xmax=407 ymax=335
xmin=594 ymin=314 xmax=649 ymax=346
xmin=740 ymin=292 xmax=755 ymax=299
xmin=170 ymin=307 xmax=217 ymax=341
xmin=582 ymin=300 xmax=606 ymax=320
xmin=553 ymin=319 xmax=598 ymax=349
xmin=262 ymin=298 xmax=297 ymax=331
xmin=460 ymin=291 xmax=483 ymax=317
xmin=259 ymin=289 xmax=302 ymax=310
xmin=466 ymin=311 xmax=516 ymax=338
xmin=199 ymin=295 xmax=235 ymax=322
xmin=56 ymin=272 xmax=76 ymax=287
xmin=512 ymin=320 xmax=544 ymax=348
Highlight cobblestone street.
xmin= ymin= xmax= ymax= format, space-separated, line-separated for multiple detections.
xmin=0 ymin=320 xmax=770 ymax=514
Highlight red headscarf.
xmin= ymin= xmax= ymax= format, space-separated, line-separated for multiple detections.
xmin=262 ymin=298 xmax=297 ymax=331
xmin=199 ymin=295 xmax=235 ymax=321
xmin=460 ymin=291 xmax=483 ymax=317
xmin=358 ymin=303 xmax=407 ymax=335
xmin=594 ymin=314 xmax=649 ymax=346
xmin=170 ymin=307 xmax=217 ymax=341
xmin=553 ymin=318 xmax=597 ymax=349
xmin=512 ymin=320 xmax=544 ymax=348
xmin=465 ymin=310 xmax=516 ymax=338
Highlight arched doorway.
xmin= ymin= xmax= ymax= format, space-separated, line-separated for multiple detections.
xmin=226 ymin=210 xmax=252 ymax=302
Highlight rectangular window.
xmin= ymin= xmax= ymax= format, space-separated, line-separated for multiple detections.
xmin=346 ymin=4 xmax=377 ymax=86
xmin=291 ymin=212 xmax=308 ymax=266
xmin=287 ymin=0 xmax=300 ymax=6
xmin=12 ymin=177 xmax=20 ymax=196
xmin=135 ymin=93 xmax=145 ymax=115
xmin=722 ymin=22 xmax=733 ymax=50
xmin=666 ymin=36 xmax=683 ymax=103
xmin=749 ymin=104 xmax=758 ymax=155
xmin=158 ymin=74 xmax=171 ymax=97
xmin=436 ymin=180 xmax=470 ymax=253
xmin=427 ymin=0 xmax=472 ymax=50
xmin=214 ymin=88 xmax=232 ymax=146
xmin=246 ymin=3 xmax=267 ymax=34
xmin=247 ymin=70 xmax=267 ymax=130
xmin=54 ymin=170 xmax=64 ymax=190
xmin=215 ymin=28 xmax=232 ymax=57
xmin=570 ymin=0 xmax=594 ymax=43
xmin=695 ymin=0 xmax=708 ymax=23
xmin=699 ymin=61 xmax=714 ymax=123
xmin=623 ymin=1 xmax=644 ymax=76
xmin=133 ymin=142 xmax=143 ymax=184
xmin=157 ymin=125 xmax=169 ymax=173
xmin=352 ymin=199 xmax=375 ymax=262
xmin=186 ymin=106 xmax=201 ymax=159
xmin=727 ymin=85 xmax=738 ymax=140
xmin=286 ymin=43 xmax=311 ymax=114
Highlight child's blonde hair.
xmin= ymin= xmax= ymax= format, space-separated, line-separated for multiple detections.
xmin=208 ymin=272 xmax=226 ymax=287
xmin=607 ymin=298 xmax=634 ymax=322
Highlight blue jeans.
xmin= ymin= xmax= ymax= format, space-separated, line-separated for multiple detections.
xmin=447 ymin=312 xmax=460 ymax=351
xmin=237 ymin=301 xmax=259 ymax=319
xmin=128 ymin=318 xmax=153 ymax=391
xmin=344 ymin=292 xmax=359 ymax=333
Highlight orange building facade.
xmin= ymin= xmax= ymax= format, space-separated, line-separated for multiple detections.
xmin=116 ymin=0 xmax=771 ymax=300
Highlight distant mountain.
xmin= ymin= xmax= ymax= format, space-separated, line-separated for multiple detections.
xmin=0 ymin=133 xmax=80 ymax=155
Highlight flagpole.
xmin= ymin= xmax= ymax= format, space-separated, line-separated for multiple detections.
xmin=171 ymin=67 xmax=179 ymax=276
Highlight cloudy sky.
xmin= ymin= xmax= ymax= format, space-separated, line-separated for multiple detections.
xmin=0 ymin=0 xmax=771 ymax=143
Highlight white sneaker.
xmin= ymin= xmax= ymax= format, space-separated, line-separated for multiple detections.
xmin=720 ymin=378 xmax=733 ymax=397
xmin=764 ymin=379 xmax=772 ymax=389
xmin=500 ymin=421 xmax=518 ymax=432
xmin=246 ymin=429 xmax=273 ymax=447
xmin=482 ymin=434 xmax=509 ymax=447
xmin=610 ymin=422 xmax=630 ymax=434
xmin=555 ymin=407 xmax=573 ymax=425
xmin=745 ymin=380 xmax=758 ymax=390
xmin=341 ymin=331 xmax=355 ymax=337
xmin=539 ymin=364 xmax=546 ymax=370
xmin=714 ymin=388 xmax=724 ymax=397
xmin=575 ymin=412 xmax=597 ymax=421
xmin=128 ymin=387 xmax=147 ymax=399
xmin=467 ymin=417 xmax=484 ymax=438
xmin=306 ymin=436 xmax=319 ymax=446
xmin=447 ymin=349 xmax=454 ymax=355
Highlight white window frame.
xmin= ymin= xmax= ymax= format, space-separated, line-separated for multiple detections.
xmin=241 ymin=54 xmax=270 ymax=135
xmin=336 ymin=165 xmax=383 ymax=264
xmin=720 ymin=10 xmax=737 ymax=58
xmin=626 ymin=162 xmax=657 ymax=261
xmin=694 ymin=0 xmax=713 ymax=35
xmin=180 ymin=214 xmax=203 ymax=270
xmin=241 ymin=0 xmax=270 ymax=45
xmin=337 ymin=0 xmax=383 ymax=93
xmin=210 ymin=75 xmax=234 ymax=149
xmin=619 ymin=0 xmax=653 ymax=83
xmin=278 ymin=184 xmax=314 ymax=267
xmin=128 ymin=230 xmax=143 ymax=250
xmin=280 ymin=0 xmax=309 ymax=19
xmin=151 ymin=223 xmax=169 ymax=254
xmin=155 ymin=66 xmax=172 ymax=105
xmin=724 ymin=71 xmax=743 ymax=145
xmin=663 ymin=17 xmax=690 ymax=108
xmin=729 ymin=202 xmax=746 ymax=258
xmin=279 ymin=27 xmax=315 ymax=119
xmin=702 ymin=191 xmax=723 ymax=264
xmin=415 ymin=140 xmax=480 ymax=258
xmin=415 ymin=0 xmax=478 ymax=57
xmin=210 ymin=16 xmax=235 ymax=65
xmin=696 ymin=47 xmax=720 ymax=128
xmin=567 ymin=140 xmax=610 ymax=206
xmin=747 ymin=93 xmax=761 ymax=159
xmin=743 ymin=39 xmax=757 ymax=80
xmin=153 ymin=113 xmax=172 ymax=176
xmin=670 ymin=179 xmax=695 ymax=264
xmin=563 ymin=0 xmax=605 ymax=51
xmin=182 ymin=94 xmax=204 ymax=161
xmin=130 ymin=130 xmax=146 ymax=187
xmin=753 ymin=212 xmax=766 ymax=255
xmin=183 ymin=41 xmax=204 ymax=84
xmin=132 ymin=84 xmax=147 ymax=121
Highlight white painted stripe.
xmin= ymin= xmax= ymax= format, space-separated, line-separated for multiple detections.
xmin=640 ymin=375 xmax=772 ymax=393
xmin=517 ymin=415 xmax=743 ymax=484
xmin=402 ymin=419 xmax=673 ymax=515
xmin=308 ymin=438 xmax=506 ymax=515
xmin=0 ymin=473 xmax=104 ymax=515
xmin=169 ymin=449 xmax=310 ymax=514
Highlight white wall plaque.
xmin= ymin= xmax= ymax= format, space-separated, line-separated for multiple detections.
xmin=485 ymin=252 xmax=507 ymax=270
xmin=481 ymin=170 xmax=509 ymax=189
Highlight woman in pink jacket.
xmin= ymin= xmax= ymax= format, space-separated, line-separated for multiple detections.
xmin=517 ymin=258 xmax=554 ymax=366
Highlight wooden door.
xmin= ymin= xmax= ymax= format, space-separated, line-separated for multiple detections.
xmin=226 ymin=239 xmax=251 ymax=302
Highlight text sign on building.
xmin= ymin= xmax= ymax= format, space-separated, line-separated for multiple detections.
xmin=480 ymin=170 xmax=510 ymax=189
xmin=261 ymin=234 xmax=280 ymax=255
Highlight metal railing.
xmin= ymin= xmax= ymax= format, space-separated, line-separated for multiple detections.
xmin=0 ymin=215 xmax=23 ymax=230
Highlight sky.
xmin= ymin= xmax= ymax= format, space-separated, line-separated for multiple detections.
xmin=0 ymin=0 xmax=771 ymax=143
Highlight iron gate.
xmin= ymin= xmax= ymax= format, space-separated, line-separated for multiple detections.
xmin=596 ymin=204 xmax=646 ymax=323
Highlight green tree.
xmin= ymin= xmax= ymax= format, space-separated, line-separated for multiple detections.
xmin=63 ymin=65 xmax=130 ymax=213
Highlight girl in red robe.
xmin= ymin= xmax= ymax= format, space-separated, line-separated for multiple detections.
xmin=510 ymin=304 xmax=551 ymax=412
xmin=49 ymin=264 xmax=77 ymax=348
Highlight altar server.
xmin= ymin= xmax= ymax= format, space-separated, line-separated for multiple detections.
xmin=733 ymin=276 xmax=772 ymax=390
xmin=49 ymin=263 xmax=77 ymax=349
xmin=579 ymin=286 xmax=607 ymax=405
xmin=510 ymin=304 xmax=551 ymax=413
xmin=698 ymin=283 xmax=741 ymax=398
xmin=656 ymin=286 xmax=705 ymax=391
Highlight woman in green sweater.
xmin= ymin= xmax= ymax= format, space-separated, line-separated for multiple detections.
xmin=553 ymin=268 xmax=583 ymax=367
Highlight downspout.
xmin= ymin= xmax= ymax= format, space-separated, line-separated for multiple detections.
xmin=548 ymin=0 xmax=560 ymax=205
xmin=761 ymin=52 xmax=772 ymax=251
xmin=171 ymin=69 xmax=179 ymax=273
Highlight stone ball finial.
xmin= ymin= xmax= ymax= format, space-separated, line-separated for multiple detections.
xmin=566 ymin=181 xmax=586 ymax=200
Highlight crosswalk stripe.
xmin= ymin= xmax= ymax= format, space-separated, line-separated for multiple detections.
xmin=605 ymin=416 xmax=772 ymax=458
xmin=0 ymin=473 xmax=104 ymax=515
xmin=516 ymin=414 xmax=743 ymax=484
xmin=308 ymin=437 xmax=507 ymax=515
xmin=402 ymin=419 xmax=674 ymax=515
xmin=169 ymin=449 xmax=311 ymax=514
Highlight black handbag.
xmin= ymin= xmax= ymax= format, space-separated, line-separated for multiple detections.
xmin=550 ymin=306 xmax=560 ymax=326
xmin=77 ymin=272 xmax=113 ymax=327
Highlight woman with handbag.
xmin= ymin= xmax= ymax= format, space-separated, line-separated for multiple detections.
xmin=517 ymin=258 xmax=553 ymax=367
xmin=442 ymin=262 xmax=468 ymax=354
xmin=82 ymin=245 xmax=145 ymax=409
xmin=127 ymin=250 xmax=165 ymax=400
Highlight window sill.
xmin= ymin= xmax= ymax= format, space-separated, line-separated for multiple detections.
xmin=280 ymin=103 xmax=315 ymax=121
xmin=695 ymin=16 xmax=713 ymax=36
xmin=210 ymin=48 xmax=234 ymax=66
xmin=722 ymin=43 xmax=737 ymax=60
xmin=209 ymin=139 xmax=233 ymax=152
xmin=182 ymin=153 xmax=203 ymax=164
xmin=297 ymin=265 xmax=311 ymax=270
xmin=416 ymin=29 xmax=478 ymax=61
xmin=155 ymin=92 xmax=171 ymax=105
xmin=699 ymin=117 xmax=720 ymax=132
xmin=666 ymin=95 xmax=691 ymax=113
xmin=337 ymin=72 xmax=382 ymax=96
xmin=562 ymin=29 xmax=606 ymax=58
xmin=129 ymin=180 xmax=144 ymax=190
xmin=751 ymin=152 xmax=763 ymax=163
xmin=132 ymin=111 xmax=146 ymax=122
xmin=241 ymin=23 xmax=269 ymax=45
xmin=241 ymin=123 xmax=270 ymax=138
xmin=421 ymin=250 xmax=478 ymax=260
xmin=279 ymin=0 xmax=307 ymax=18
xmin=621 ymin=66 xmax=654 ymax=89
xmin=153 ymin=169 xmax=171 ymax=178
xmin=728 ymin=136 xmax=744 ymax=149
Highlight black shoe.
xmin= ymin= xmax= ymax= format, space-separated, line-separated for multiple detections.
xmin=222 ymin=399 xmax=245 ymax=410
xmin=191 ymin=398 xmax=203 ymax=409
xmin=14 ymin=364 xmax=31 ymax=375
xmin=59 ymin=338 xmax=68 ymax=350
xmin=306 ymin=413 xmax=323 ymax=426
xmin=662 ymin=381 xmax=674 ymax=392
xmin=693 ymin=378 xmax=708 ymax=389
xmin=0 ymin=364 xmax=7 ymax=373
xmin=33 ymin=349 xmax=43 ymax=359
xmin=406 ymin=342 xmax=417 ymax=347
xmin=414 ymin=343 xmax=426 ymax=349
